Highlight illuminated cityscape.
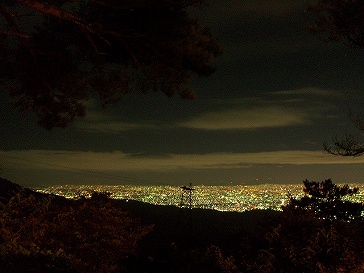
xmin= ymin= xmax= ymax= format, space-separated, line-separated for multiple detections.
xmin=36 ymin=184 xmax=364 ymax=212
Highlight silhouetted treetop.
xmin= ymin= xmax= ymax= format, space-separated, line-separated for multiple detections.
xmin=0 ymin=0 xmax=221 ymax=129
xmin=286 ymin=179 xmax=364 ymax=222
xmin=308 ymin=0 xmax=364 ymax=47
xmin=302 ymin=178 xmax=359 ymax=200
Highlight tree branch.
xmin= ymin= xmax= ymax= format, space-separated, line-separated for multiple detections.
xmin=0 ymin=4 xmax=35 ymax=57
xmin=0 ymin=30 xmax=31 ymax=39
xmin=16 ymin=0 xmax=89 ymax=28
xmin=15 ymin=0 xmax=112 ymax=54
xmin=324 ymin=134 xmax=364 ymax=157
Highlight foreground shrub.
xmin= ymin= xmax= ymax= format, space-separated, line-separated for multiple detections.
xmin=0 ymin=192 xmax=152 ymax=273
xmin=257 ymin=209 xmax=364 ymax=272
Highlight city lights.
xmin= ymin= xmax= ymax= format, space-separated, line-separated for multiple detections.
xmin=36 ymin=184 xmax=364 ymax=212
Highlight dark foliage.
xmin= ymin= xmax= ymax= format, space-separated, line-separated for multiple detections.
xmin=241 ymin=180 xmax=364 ymax=272
xmin=248 ymin=207 xmax=364 ymax=273
xmin=0 ymin=183 xmax=152 ymax=273
xmin=308 ymin=0 xmax=364 ymax=48
xmin=0 ymin=0 xmax=221 ymax=129
xmin=243 ymin=180 xmax=364 ymax=270
xmin=286 ymin=179 xmax=364 ymax=221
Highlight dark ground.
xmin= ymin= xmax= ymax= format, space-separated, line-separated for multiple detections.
xmin=119 ymin=198 xmax=279 ymax=252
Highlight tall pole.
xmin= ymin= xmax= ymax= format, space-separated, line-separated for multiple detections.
xmin=180 ymin=183 xmax=194 ymax=209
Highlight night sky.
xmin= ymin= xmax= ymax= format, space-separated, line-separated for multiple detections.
xmin=2 ymin=0 xmax=364 ymax=187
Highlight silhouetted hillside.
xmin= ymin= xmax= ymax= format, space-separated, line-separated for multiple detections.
xmin=4 ymin=179 xmax=362 ymax=272
xmin=0 ymin=177 xmax=64 ymax=205
xmin=0 ymin=177 xmax=25 ymax=204
xmin=118 ymin=199 xmax=279 ymax=254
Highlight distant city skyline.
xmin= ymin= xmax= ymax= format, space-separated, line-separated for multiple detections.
xmin=36 ymin=184 xmax=364 ymax=211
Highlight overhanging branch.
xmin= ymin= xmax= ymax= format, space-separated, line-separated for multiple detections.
xmin=324 ymin=134 xmax=364 ymax=157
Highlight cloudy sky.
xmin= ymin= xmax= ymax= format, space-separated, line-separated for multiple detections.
xmin=2 ymin=0 xmax=364 ymax=187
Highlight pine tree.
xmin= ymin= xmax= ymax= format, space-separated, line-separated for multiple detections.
xmin=0 ymin=0 xmax=221 ymax=129
xmin=286 ymin=179 xmax=364 ymax=221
